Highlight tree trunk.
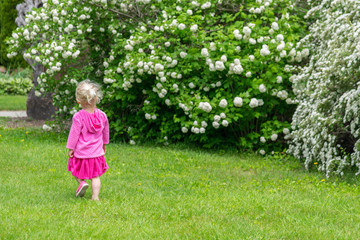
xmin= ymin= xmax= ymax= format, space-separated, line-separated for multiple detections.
xmin=16 ymin=0 xmax=56 ymax=120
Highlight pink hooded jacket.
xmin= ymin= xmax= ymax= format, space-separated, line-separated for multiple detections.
xmin=66 ymin=109 xmax=109 ymax=158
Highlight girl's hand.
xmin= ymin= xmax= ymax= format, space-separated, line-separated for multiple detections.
xmin=103 ymin=144 xmax=106 ymax=154
xmin=68 ymin=149 xmax=74 ymax=158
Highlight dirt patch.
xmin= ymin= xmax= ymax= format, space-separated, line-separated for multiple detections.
xmin=1 ymin=117 xmax=46 ymax=128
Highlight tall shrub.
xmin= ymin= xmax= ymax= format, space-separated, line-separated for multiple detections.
xmin=7 ymin=0 xmax=308 ymax=152
xmin=0 ymin=0 xmax=27 ymax=68
xmin=288 ymin=0 xmax=360 ymax=176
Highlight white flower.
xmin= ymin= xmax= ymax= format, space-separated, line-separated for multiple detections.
xmin=42 ymin=124 xmax=52 ymax=131
xmin=271 ymin=134 xmax=278 ymax=141
xmin=246 ymin=72 xmax=252 ymax=77
xmin=276 ymin=76 xmax=283 ymax=83
xmin=249 ymin=55 xmax=255 ymax=62
xmin=215 ymin=61 xmax=225 ymax=71
xmin=192 ymin=1 xmax=200 ymax=6
xmin=249 ymin=98 xmax=259 ymax=108
xmin=200 ymin=127 xmax=206 ymax=134
xmin=271 ymin=22 xmax=279 ymax=30
xmin=130 ymin=140 xmax=136 ymax=145
xmin=165 ymin=42 xmax=171 ymax=47
xmin=187 ymin=9 xmax=193 ymax=15
xmin=103 ymin=62 xmax=109 ymax=68
xmin=201 ymin=48 xmax=209 ymax=57
xmin=219 ymin=99 xmax=228 ymax=108
xmin=35 ymin=90 xmax=41 ymax=97
xmin=154 ymin=63 xmax=164 ymax=72
xmin=180 ymin=51 xmax=187 ymax=58
xmin=259 ymin=84 xmax=266 ymax=93
xmin=171 ymin=72 xmax=177 ymax=78
xmin=212 ymin=121 xmax=220 ymax=129
xmin=220 ymin=113 xmax=226 ymax=119
xmin=232 ymin=64 xmax=243 ymax=74
xmin=301 ymin=48 xmax=310 ymax=58
xmin=276 ymin=34 xmax=284 ymax=42
xmin=201 ymin=121 xmax=208 ymax=128
xmin=151 ymin=114 xmax=157 ymax=120
xmin=213 ymin=115 xmax=221 ymax=122
xmin=189 ymin=82 xmax=195 ymax=88
xmin=198 ymin=102 xmax=212 ymax=113
xmin=220 ymin=55 xmax=227 ymax=62
xmin=283 ymin=128 xmax=290 ymax=135
xmin=233 ymin=97 xmax=243 ymax=107
xmin=277 ymin=90 xmax=288 ymax=100
xmin=243 ymin=26 xmax=251 ymax=36
xmin=178 ymin=23 xmax=186 ymax=30
xmin=182 ymin=127 xmax=188 ymax=133
xmin=125 ymin=44 xmax=133 ymax=51
xmin=190 ymin=24 xmax=198 ymax=32
xmin=260 ymin=136 xmax=266 ymax=143
xmin=277 ymin=41 xmax=285 ymax=52
xmin=249 ymin=38 xmax=256 ymax=45
xmin=259 ymin=149 xmax=266 ymax=155
xmin=201 ymin=2 xmax=211 ymax=9
xmin=222 ymin=120 xmax=229 ymax=127
xmin=145 ymin=113 xmax=151 ymax=119
xmin=234 ymin=33 xmax=243 ymax=40
xmin=260 ymin=45 xmax=270 ymax=56
xmin=191 ymin=127 xmax=198 ymax=134
xmin=210 ymin=42 xmax=216 ymax=51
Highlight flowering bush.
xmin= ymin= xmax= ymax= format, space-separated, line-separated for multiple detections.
xmin=7 ymin=0 xmax=307 ymax=152
xmin=288 ymin=0 xmax=360 ymax=176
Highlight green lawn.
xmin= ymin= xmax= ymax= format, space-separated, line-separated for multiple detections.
xmin=0 ymin=95 xmax=27 ymax=110
xmin=1 ymin=126 xmax=360 ymax=239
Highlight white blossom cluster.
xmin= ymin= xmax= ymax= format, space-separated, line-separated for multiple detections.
xmin=288 ymin=0 xmax=360 ymax=176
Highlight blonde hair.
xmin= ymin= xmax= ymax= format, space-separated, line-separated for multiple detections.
xmin=76 ymin=79 xmax=103 ymax=106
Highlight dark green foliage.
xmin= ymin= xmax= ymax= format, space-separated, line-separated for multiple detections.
xmin=0 ymin=0 xmax=27 ymax=68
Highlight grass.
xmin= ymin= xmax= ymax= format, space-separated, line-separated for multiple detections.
xmin=1 ymin=126 xmax=360 ymax=239
xmin=0 ymin=95 xmax=27 ymax=110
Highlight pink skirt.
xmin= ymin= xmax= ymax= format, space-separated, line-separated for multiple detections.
xmin=68 ymin=155 xmax=109 ymax=179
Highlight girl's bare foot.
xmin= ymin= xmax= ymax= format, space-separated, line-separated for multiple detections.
xmin=91 ymin=198 xmax=100 ymax=201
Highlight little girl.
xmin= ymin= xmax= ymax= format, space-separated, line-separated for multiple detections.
xmin=66 ymin=80 xmax=109 ymax=200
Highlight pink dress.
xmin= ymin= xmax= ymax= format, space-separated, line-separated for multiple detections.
xmin=66 ymin=108 xmax=109 ymax=179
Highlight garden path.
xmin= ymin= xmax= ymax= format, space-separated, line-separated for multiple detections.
xmin=0 ymin=111 xmax=27 ymax=117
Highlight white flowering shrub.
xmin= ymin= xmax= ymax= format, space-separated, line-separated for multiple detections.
xmin=7 ymin=0 xmax=307 ymax=151
xmin=288 ymin=0 xmax=360 ymax=176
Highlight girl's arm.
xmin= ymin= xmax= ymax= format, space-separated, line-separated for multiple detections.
xmin=68 ymin=149 xmax=74 ymax=157
xmin=66 ymin=114 xmax=82 ymax=154
xmin=103 ymin=115 xmax=110 ymax=145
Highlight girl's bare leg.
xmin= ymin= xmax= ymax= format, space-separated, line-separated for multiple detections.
xmin=91 ymin=177 xmax=101 ymax=200
xmin=74 ymin=176 xmax=85 ymax=184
